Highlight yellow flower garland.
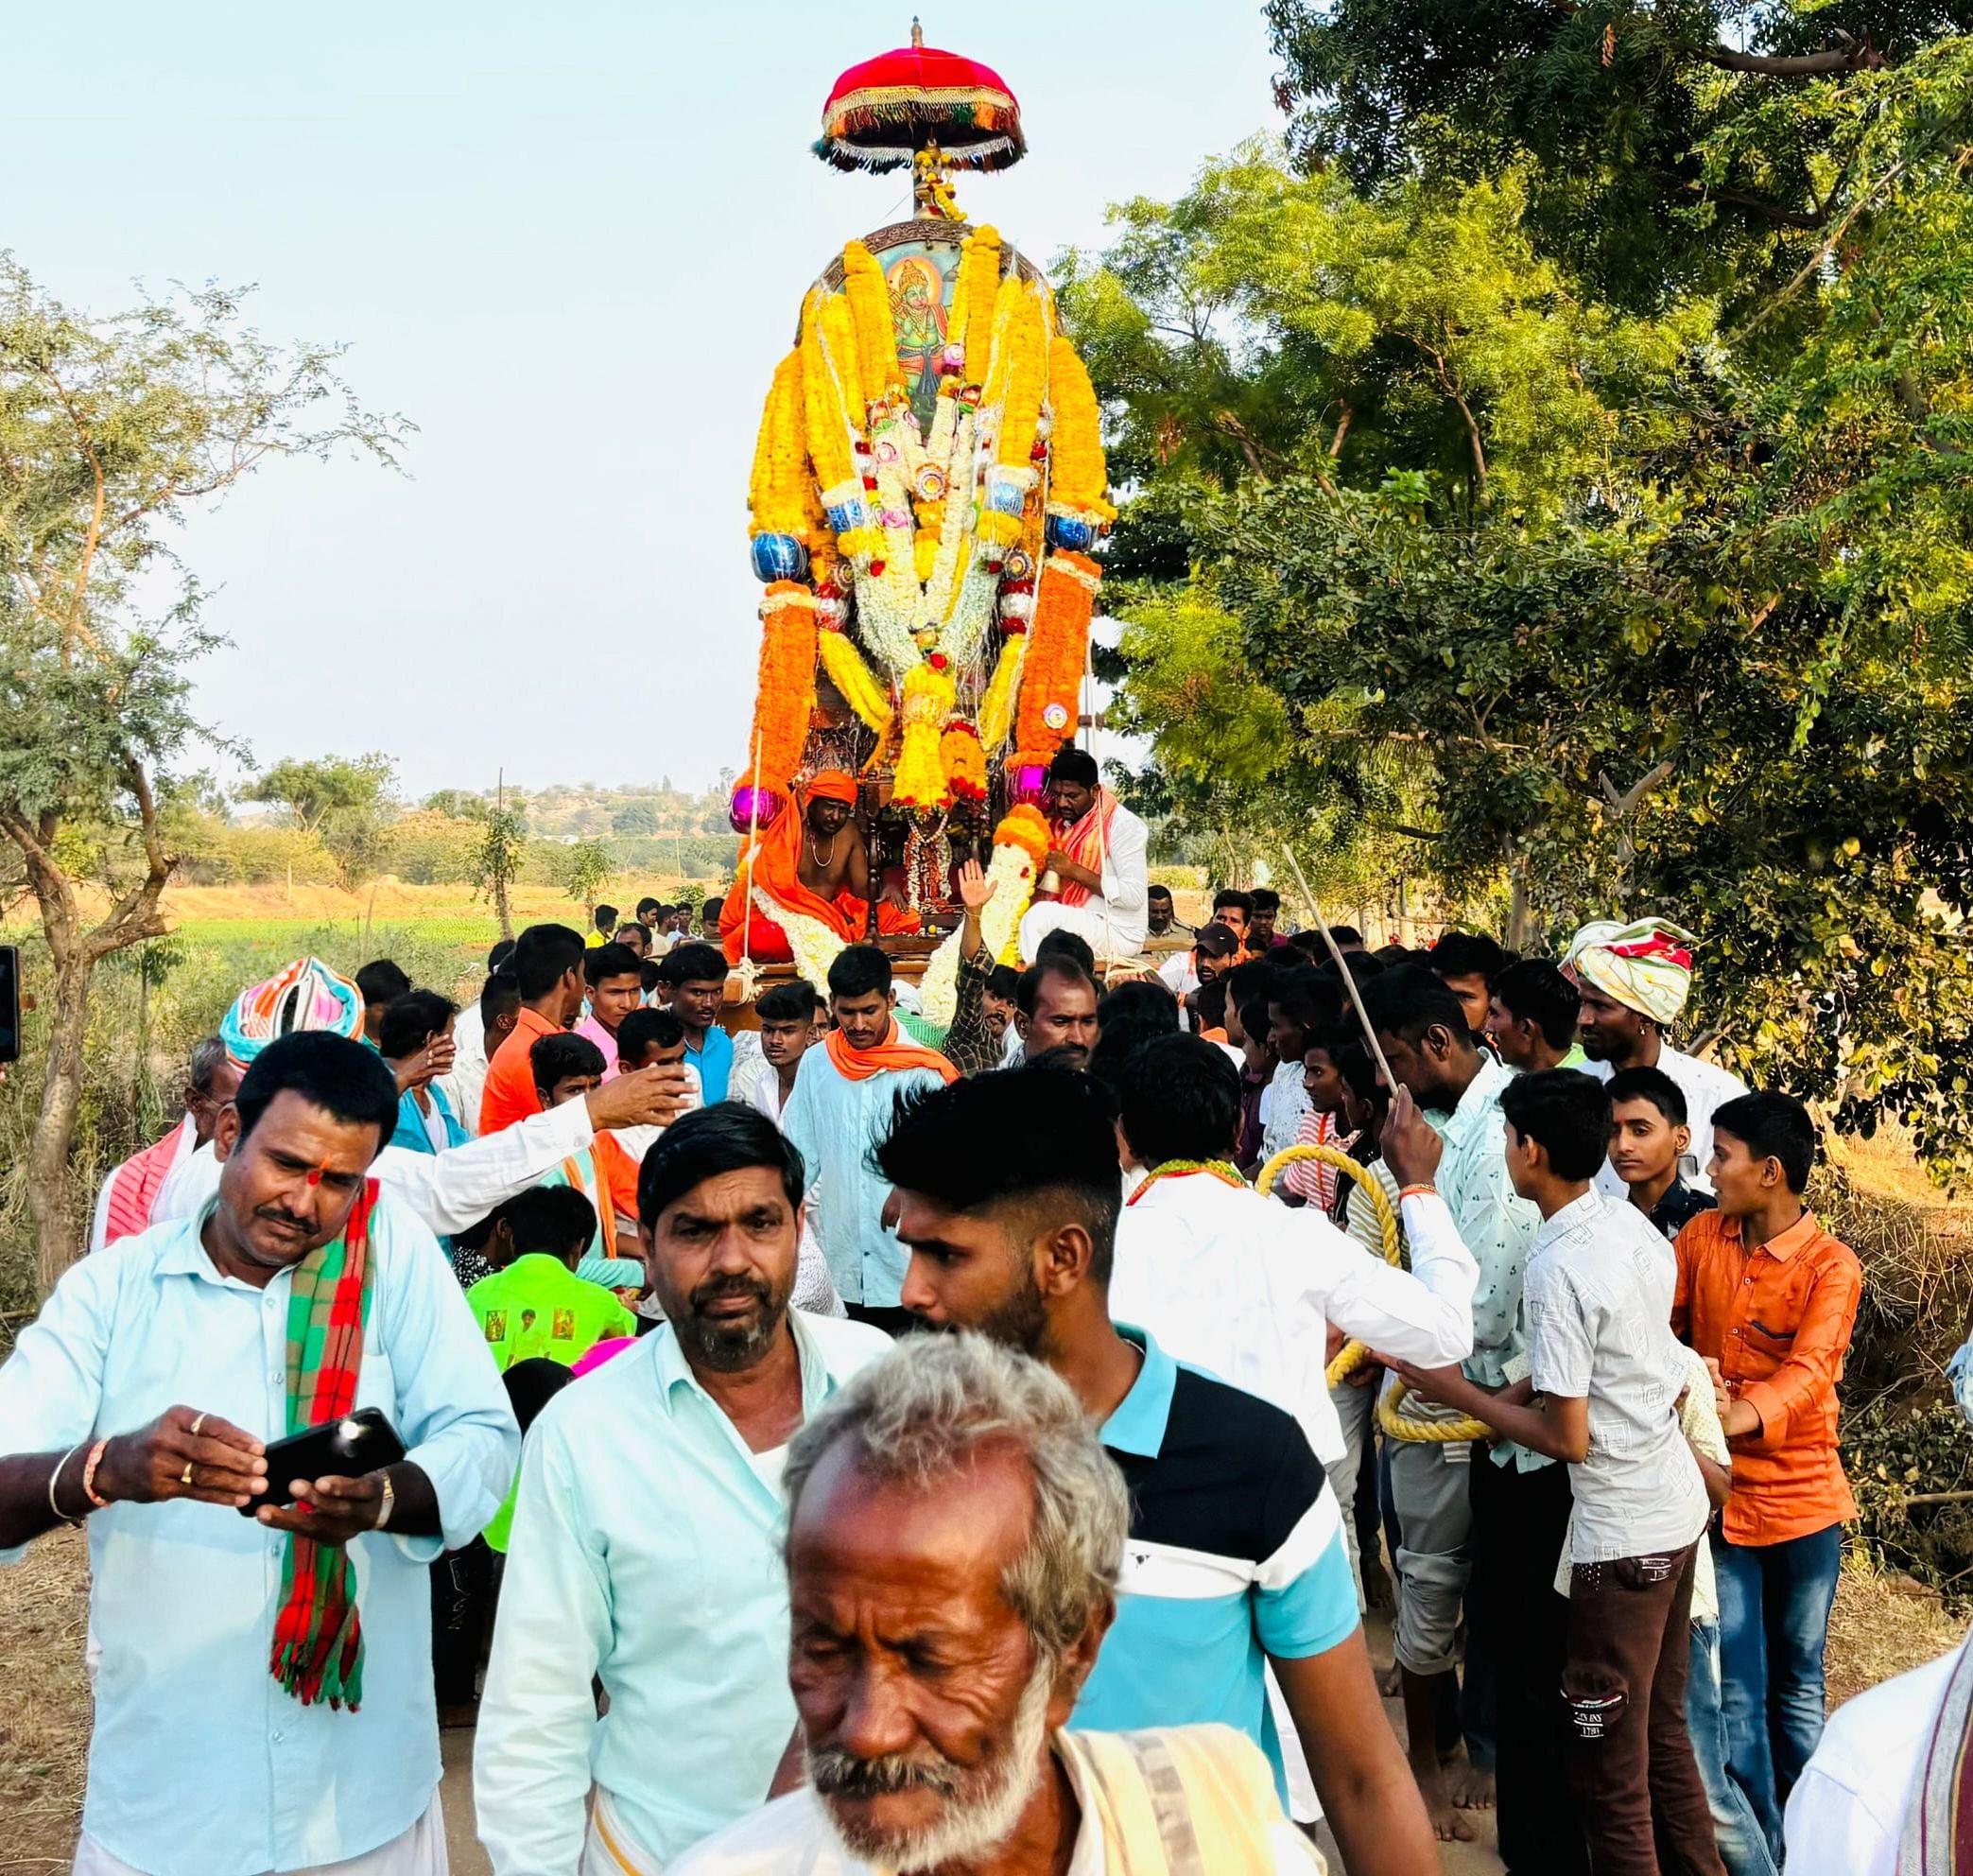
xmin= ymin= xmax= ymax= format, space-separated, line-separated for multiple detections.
xmin=843 ymin=242 xmax=904 ymax=406
xmin=1045 ymin=338 xmax=1116 ymax=524
xmin=978 ymin=630 xmax=1027 ymax=751
xmin=997 ymin=290 xmax=1049 ymax=471
xmin=892 ymin=660 xmax=958 ymax=809
xmin=817 ymin=625 xmax=894 ymax=738
xmin=748 ymin=350 xmax=808 ymax=540
xmin=800 ymin=288 xmax=856 ymax=500
xmin=953 ymin=225 xmax=1001 ymax=373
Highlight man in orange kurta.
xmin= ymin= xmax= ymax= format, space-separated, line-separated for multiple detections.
xmin=720 ymin=771 xmax=918 ymax=964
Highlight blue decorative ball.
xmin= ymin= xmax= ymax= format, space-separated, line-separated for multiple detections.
xmin=750 ymin=533 xmax=810 ymax=583
xmin=1046 ymin=513 xmax=1099 ymax=553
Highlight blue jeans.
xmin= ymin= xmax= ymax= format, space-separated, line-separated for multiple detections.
xmin=1688 ymin=1621 xmax=1780 ymax=1876
xmin=1712 ymin=1525 xmax=1843 ymax=1859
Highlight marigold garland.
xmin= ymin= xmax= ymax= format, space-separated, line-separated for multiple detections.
xmin=891 ymin=660 xmax=959 ymax=809
xmin=940 ymin=716 xmax=987 ymax=802
xmin=1044 ymin=339 xmax=1116 ymax=524
xmin=953 ymin=225 xmax=1002 ymax=373
xmin=748 ymin=350 xmax=809 ymax=539
xmin=1012 ymin=549 xmax=1101 ymax=758
xmin=978 ymin=630 xmax=1027 ymax=752
xmin=996 ymin=290 xmax=1049 ymax=472
xmin=739 ymin=583 xmax=820 ymax=790
xmin=842 ymin=242 xmax=904 ymax=406
xmin=817 ymin=624 xmax=893 ymax=737
xmin=800 ymin=288 xmax=856 ymax=500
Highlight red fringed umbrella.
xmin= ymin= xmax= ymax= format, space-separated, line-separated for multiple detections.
xmin=815 ymin=21 xmax=1025 ymax=175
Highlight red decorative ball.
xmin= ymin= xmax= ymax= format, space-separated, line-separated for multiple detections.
xmin=986 ymin=561 xmax=1004 ymax=576
xmin=927 ymin=651 xmax=949 ymax=672
xmin=870 ymin=559 xmax=887 ymax=576
xmin=816 ymin=580 xmax=841 ymax=600
xmin=861 ymin=475 xmax=878 ymax=492
xmin=1030 ymin=441 xmax=1047 ymax=460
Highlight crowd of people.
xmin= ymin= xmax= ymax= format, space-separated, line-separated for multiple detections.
xmin=0 ymin=748 xmax=1937 ymax=1876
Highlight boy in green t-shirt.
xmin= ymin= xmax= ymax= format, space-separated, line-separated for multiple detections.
xmin=467 ymin=1184 xmax=638 ymax=1376
xmin=437 ymin=1183 xmax=641 ymax=1723
xmin=466 ymin=1185 xmax=638 ymax=1555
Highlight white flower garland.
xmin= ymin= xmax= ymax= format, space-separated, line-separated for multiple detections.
xmin=917 ymin=838 xmax=1040 ymax=1027
xmin=755 ymin=884 xmax=846 ymax=998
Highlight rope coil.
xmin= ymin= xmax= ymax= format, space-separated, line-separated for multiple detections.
xmin=1255 ymin=1141 xmax=1493 ymax=1444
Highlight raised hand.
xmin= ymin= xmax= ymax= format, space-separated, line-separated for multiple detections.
xmin=588 ymin=1063 xmax=697 ymax=1131
xmin=958 ymin=859 xmax=997 ymax=913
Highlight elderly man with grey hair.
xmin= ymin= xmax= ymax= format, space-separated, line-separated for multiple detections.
xmin=88 ymin=1034 xmax=243 ymax=1253
xmin=672 ymin=1333 xmax=1323 ymax=1875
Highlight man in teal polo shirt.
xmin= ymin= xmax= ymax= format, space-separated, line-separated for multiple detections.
xmin=877 ymin=1064 xmax=1439 ymax=1876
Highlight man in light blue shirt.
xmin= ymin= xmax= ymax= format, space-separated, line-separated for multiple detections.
xmin=0 ymin=1033 xmax=518 ymax=1876
xmin=665 ymin=941 xmax=737 ymax=1103
xmin=474 ymin=1103 xmax=890 ymax=1874
xmin=781 ymin=945 xmax=955 ymax=1329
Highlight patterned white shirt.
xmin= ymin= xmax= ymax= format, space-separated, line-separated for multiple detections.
xmin=1526 ymin=1190 xmax=1710 ymax=1563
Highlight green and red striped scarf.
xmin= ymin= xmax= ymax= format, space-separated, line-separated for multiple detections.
xmin=268 ymin=1179 xmax=378 ymax=1711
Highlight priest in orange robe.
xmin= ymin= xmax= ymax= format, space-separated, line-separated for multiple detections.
xmin=720 ymin=771 xmax=920 ymax=964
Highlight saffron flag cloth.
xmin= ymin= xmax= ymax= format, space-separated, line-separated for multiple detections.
xmin=1564 ymin=917 xmax=1698 ymax=1026
xmin=98 ymin=1116 xmax=196 ymax=1249
xmin=719 ymin=772 xmax=920 ymax=964
xmin=1052 ymin=787 xmax=1119 ymax=911
xmin=270 ymin=1180 xmax=379 ymax=1711
xmin=822 ymin=1017 xmax=959 ymax=1086
xmin=223 ymin=958 xmax=364 ymax=1067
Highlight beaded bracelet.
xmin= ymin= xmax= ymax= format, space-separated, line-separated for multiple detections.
xmin=80 ymin=1437 xmax=112 ymax=1510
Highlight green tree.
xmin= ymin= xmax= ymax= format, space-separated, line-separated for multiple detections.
xmin=472 ymin=775 xmax=528 ymax=940
xmin=564 ymin=838 xmax=614 ymax=910
xmin=612 ymin=801 xmax=658 ymax=836
xmin=245 ymin=752 xmax=397 ymax=889
xmin=1264 ymin=0 xmax=1972 ymax=308
xmin=0 ymin=258 xmax=402 ymax=1288
xmin=1074 ymin=44 xmax=1973 ymax=1171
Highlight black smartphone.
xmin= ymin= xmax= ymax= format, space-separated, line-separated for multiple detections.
xmin=0 ymin=944 xmax=18 ymax=1066
xmin=239 ymin=1407 xmax=407 ymax=1516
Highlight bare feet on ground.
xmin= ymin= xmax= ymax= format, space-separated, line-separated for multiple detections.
xmin=1410 ymin=1750 xmax=1478 ymax=1843
xmin=1445 ymin=1753 xmax=1497 ymax=1811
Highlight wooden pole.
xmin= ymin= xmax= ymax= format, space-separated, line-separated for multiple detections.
xmin=739 ymin=729 xmax=763 ymax=966
xmin=1279 ymin=846 xmax=1399 ymax=1093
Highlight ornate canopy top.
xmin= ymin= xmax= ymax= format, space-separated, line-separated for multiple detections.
xmin=814 ymin=19 xmax=1026 ymax=175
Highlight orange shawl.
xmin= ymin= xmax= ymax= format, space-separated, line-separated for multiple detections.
xmin=825 ymin=1019 xmax=960 ymax=1086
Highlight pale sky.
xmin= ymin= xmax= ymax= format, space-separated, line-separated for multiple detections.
xmin=6 ymin=2 xmax=1276 ymax=799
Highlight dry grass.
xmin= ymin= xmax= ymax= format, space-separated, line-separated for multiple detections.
xmin=0 ymin=1525 xmax=90 ymax=1871
xmin=1826 ymin=1553 xmax=1965 ymax=1710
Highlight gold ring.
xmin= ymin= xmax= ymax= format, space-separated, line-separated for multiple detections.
xmin=181 ymin=1462 xmax=195 ymax=1486
xmin=189 ymin=1413 xmax=206 ymax=1436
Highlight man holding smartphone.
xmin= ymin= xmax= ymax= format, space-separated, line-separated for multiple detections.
xmin=0 ymin=1031 xmax=519 ymax=1876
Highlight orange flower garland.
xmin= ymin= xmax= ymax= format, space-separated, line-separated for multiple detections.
xmin=939 ymin=717 xmax=987 ymax=802
xmin=739 ymin=583 xmax=820 ymax=792
xmin=1012 ymin=549 xmax=1100 ymax=764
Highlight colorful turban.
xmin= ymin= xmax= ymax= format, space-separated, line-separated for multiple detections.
xmin=1564 ymin=918 xmax=1698 ymax=1026
xmin=220 ymin=957 xmax=364 ymax=1066
xmin=806 ymin=769 xmax=857 ymax=806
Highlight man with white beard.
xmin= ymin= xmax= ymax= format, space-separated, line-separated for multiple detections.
xmin=672 ymin=1333 xmax=1324 ymax=1875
